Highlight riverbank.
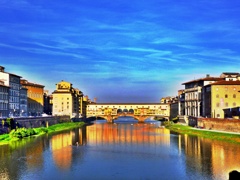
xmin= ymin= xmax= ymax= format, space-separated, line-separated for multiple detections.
xmin=165 ymin=123 xmax=240 ymax=144
xmin=0 ymin=121 xmax=85 ymax=145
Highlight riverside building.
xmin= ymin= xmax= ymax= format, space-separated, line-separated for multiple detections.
xmin=180 ymin=72 xmax=240 ymax=119
xmin=0 ymin=66 xmax=21 ymax=117
xmin=52 ymin=80 xmax=85 ymax=118
xmin=20 ymin=86 xmax=28 ymax=117
xmin=0 ymin=80 xmax=10 ymax=118
xmin=20 ymin=79 xmax=45 ymax=116
xmin=202 ymin=78 xmax=240 ymax=118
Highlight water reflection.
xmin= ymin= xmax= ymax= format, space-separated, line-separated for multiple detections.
xmin=0 ymin=120 xmax=240 ymax=179
xmin=178 ymin=134 xmax=240 ymax=179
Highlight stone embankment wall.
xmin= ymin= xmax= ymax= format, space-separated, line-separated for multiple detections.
xmin=188 ymin=116 xmax=240 ymax=133
xmin=0 ymin=116 xmax=71 ymax=134
xmin=16 ymin=116 xmax=71 ymax=128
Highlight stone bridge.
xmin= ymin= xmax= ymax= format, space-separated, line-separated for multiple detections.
xmin=87 ymin=103 xmax=170 ymax=123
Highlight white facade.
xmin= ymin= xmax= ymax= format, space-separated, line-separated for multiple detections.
xmin=0 ymin=67 xmax=21 ymax=117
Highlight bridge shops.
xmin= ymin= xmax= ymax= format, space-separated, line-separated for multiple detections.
xmin=87 ymin=103 xmax=170 ymax=123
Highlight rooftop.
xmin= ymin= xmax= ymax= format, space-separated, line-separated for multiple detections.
xmin=182 ymin=77 xmax=224 ymax=85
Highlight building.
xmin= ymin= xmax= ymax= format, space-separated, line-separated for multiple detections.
xmin=182 ymin=74 xmax=223 ymax=117
xmin=202 ymin=79 xmax=240 ymax=118
xmin=178 ymin=89 xmax=185 ymax=116
xmin=74 ymin=88 xmax=84 ymax=117
xmin=20 ymin=79 xmax=45 ymax=116
xmin=20 ymin=86 xmax=28 ymax=116
xmin=160 ymin=96 xmax=174 ymax=104
xmin=0 ymin=66 xmax=21 ymax=117
xmin=181 ymin=72 xmax=240 ymax=119
xmin=52 ymin=80 xmax=83 ymax=118
xmin=0 ymin=80 xmax=10 ymax=118
xmin=43 ymin=90 xmax=53 ymax=115
xmin=81 ymin=96 xmax=90 ymax=118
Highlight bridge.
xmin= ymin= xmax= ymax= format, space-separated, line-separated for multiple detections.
xmin=86 ymin=103 xmax=170 ymax=123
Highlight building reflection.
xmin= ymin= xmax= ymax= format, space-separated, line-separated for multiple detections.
xmin=179 ymin=134 xmax=240 ymax=179
xmin=51 ymin=132 xmax=73 ymax=170
xmin=26 ymin=141 xmax=44 ymax=170
xmin=50 ymin=127 xmax=86 ymax=170
xmin=211 ymin=141 xmax=240 ymax=179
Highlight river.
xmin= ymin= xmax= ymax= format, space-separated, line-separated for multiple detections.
xmin=0 ymin=116 xmax=240 ymax=180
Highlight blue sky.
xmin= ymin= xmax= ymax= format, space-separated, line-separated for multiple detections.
xmin=0 ymin=0 xmax=240 ymax=103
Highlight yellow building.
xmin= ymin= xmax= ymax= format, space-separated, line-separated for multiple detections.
xmin=203 ymin=80 xmax=240 ymax=118
xmin=52 ymin=81 xmax=83 ymax=118
xmin=20 ymin=79 xmax=44 ymax=116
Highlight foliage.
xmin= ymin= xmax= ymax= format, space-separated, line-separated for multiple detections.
xmin=163 ymin=121 xmax=174 ymax=126
xmin=172 ymin=117 xmax=179 ymax=122
xmin=34 ymin=127 xmax=48 ymax=134
xmin=9 ymin=128 xmax=37 ymax=139
xmin=0 ymin=134 xmax=9 ymax=141
xmin=154 ymin=116 xmax=166 ymax=121
xmin=6 ymin=118 xmax=11 ymax=125
xmin=0 ymin=122 xmax=85 ymax=145
xmin=166 ymin=123 xmax=240 ymax=144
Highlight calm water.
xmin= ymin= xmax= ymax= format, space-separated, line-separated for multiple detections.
xmin=0 ymin=116 xmax=240 ymax=180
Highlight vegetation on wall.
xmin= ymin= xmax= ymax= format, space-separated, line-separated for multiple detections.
xmin=0 ymin=122 xmax=85 ymax=145
xmin=165 ymin=123 xmax=240 ymax=144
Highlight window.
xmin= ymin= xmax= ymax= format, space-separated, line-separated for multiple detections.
xmin=216 ymin=94 xmax=219 ymax=98
xmin=216 ymin=103 xmax=220 ymax=107
xmin=233 ymin=102 xmax=236 ymax=107
xmin=225 ymin=102 xmax=228 ymax=107
xmin=233 ymin=94 xmax=236 ymax=98
xmin=225 ymin=94 xmax=228 ymax=98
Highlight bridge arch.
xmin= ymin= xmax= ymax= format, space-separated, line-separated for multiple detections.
xmin=129 ymin=109 xmax=134 ymax=114
xmin=117 ymin=109 xmax=122 ymax=113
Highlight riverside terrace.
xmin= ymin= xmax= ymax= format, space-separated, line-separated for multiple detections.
xmin=86 ymin=103 xmax=170 ymax=123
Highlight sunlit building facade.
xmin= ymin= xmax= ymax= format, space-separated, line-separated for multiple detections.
xmin=182 ymin=75 xmax=224 ymax=117
xmin=52 ymin=80 xmax=84 ymax=118
xmin=20 ymin=79 xmax=45 ymax=116
xmin=182 ymin=72 xmax=240 ymax=119
xmin=202 ymin=80 xmax=240 ymax=118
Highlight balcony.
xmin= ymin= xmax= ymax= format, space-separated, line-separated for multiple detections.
xmin=184 ymin=87 xmax=202 ymax=93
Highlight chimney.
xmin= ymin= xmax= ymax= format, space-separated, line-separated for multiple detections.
xmin=206 ymin=74 xmax=210 ymax=78
xmin=0 ymin=66 xmax=5 ymax=72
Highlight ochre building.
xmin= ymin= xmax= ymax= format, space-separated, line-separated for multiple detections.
xmin=52 ymin=80 xmax=84 ymax=118
xmin=21 ymin=79 xmax=45 ymax=116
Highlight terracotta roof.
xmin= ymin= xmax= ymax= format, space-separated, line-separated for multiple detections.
xmin=20 ymin=79 xmax=44 ymax=87
xmin=207 ymin=80 xmax=240 ymax=85
xmin=221 ymin=72 xmax=239 ymax=75
xmin=182 ymin=77 xmax=224 ymax=85
xmin=0 ymin=84 xmax=10 ymax=88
